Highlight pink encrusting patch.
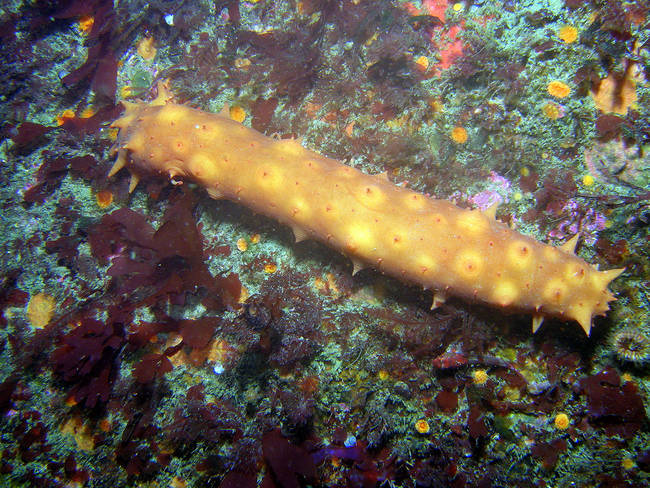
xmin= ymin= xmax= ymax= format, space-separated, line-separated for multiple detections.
xmin=405 ymin=0 xmax=466 ymax=76
xmin=432 ymin=23 xmax=465 ymax=75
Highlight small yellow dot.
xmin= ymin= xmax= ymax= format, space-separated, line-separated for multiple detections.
xmin=250 ymin=233 xmax=261 ymax=244
xmin=415 ymin=419 xmax=430 ymax=434
xmin=621 ymin=372 xmax=633 ymax=383
xmin=236 ymin=238 xmax=248 ymax=252
xmin=513 ymin=191 xmax=523 ymax=201
xmin=472 ymin=369 xmax=488 ymax=385
xmin=520 ymin=167 xmax=530 ymax=177
xmin=452 ymin=2 xmax=463 ymax=12
xmin=582 ymin=174 xmax=594 ymax=186
xmin=554 ymin=412 xmax=570 ymax=430
xmin=378 ymin=370 xmax=389 ymax=381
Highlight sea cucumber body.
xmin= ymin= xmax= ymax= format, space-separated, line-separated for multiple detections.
xmin=110 ymin=89 xmax=622 ymax=335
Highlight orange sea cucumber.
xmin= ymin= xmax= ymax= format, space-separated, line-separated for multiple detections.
xmin=108 ymin=82 xmax=623 ymax=335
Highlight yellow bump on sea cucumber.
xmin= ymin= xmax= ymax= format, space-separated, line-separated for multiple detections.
xmin=107 ymin=81 xmax=625 ymax=336
xmin=492 ymin=281 xmax=519 ymax=307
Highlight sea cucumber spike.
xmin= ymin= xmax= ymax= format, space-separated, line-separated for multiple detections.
xmin=107 ymin=91 xmax=624 ymax=335
xmin=573 ymin=309 xmax=593 ymax=336
xmin=151 ymin=80 xmax=175 ymax=106
xmin=110 ymin=114 xmax=134 ymax=129
xmin=128 ymin=173 xmax=140 ymax=193
xmin=351 ymin=259 xmax=365 ymax=276
xmin=560 ymin=234 xmax=580 ymax=254
xmin=484 ymin=202 xmax=499 ymax=220
xmin=108 ymin=151 xmax=127 ymax=177
xmin=207 ymin=188 xmax=225 ymax=199
xmin=532 ymin=315 xmax=544 ymax=333
xmin=219 ymin=104 xmax=230 ymax=116
xmin=601 ymin=267 xmax=625 ymax=283
xmin=431 ymin=292 xmax=447 ymax=310
xmin=292 ymin=226 xmax=309 ymax=243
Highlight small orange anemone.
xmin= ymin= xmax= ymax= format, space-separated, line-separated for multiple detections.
xmin=547 ymin=81 xmax=571 ymax=98
xmin=55 ymin=109 xmax=75 ymax=126
xmin=554 ymin=412 xmax=570 ymax=430
xmin=77 ymin=15 xmax=94 ymax=35
xmin=95 ymin=189 xmax=114 ymax=208
xmin=558 ymin=25 xmax=578 ymax=43
xmin=451 ymin=126 xmax=468 ymax=144
xmin=229 ymin=106 xmax=246 ymax=123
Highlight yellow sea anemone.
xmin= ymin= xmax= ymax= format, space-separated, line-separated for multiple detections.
xmin=554 ymin=412 xmax=570 ymax=430
xmin=415 ymin=419 xmax=430 ymax=434
xmin=26 ymin=293 xmax=56 ymax=329
xmin=472 ymin=369 xmax=488 ymax=385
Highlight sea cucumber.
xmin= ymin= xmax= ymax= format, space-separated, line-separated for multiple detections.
xmin=108 ymin=82 xmax=623 ymax=335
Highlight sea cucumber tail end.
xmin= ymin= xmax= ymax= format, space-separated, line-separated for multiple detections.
xmin=572 ymin=266 xmax=625 ymax=336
